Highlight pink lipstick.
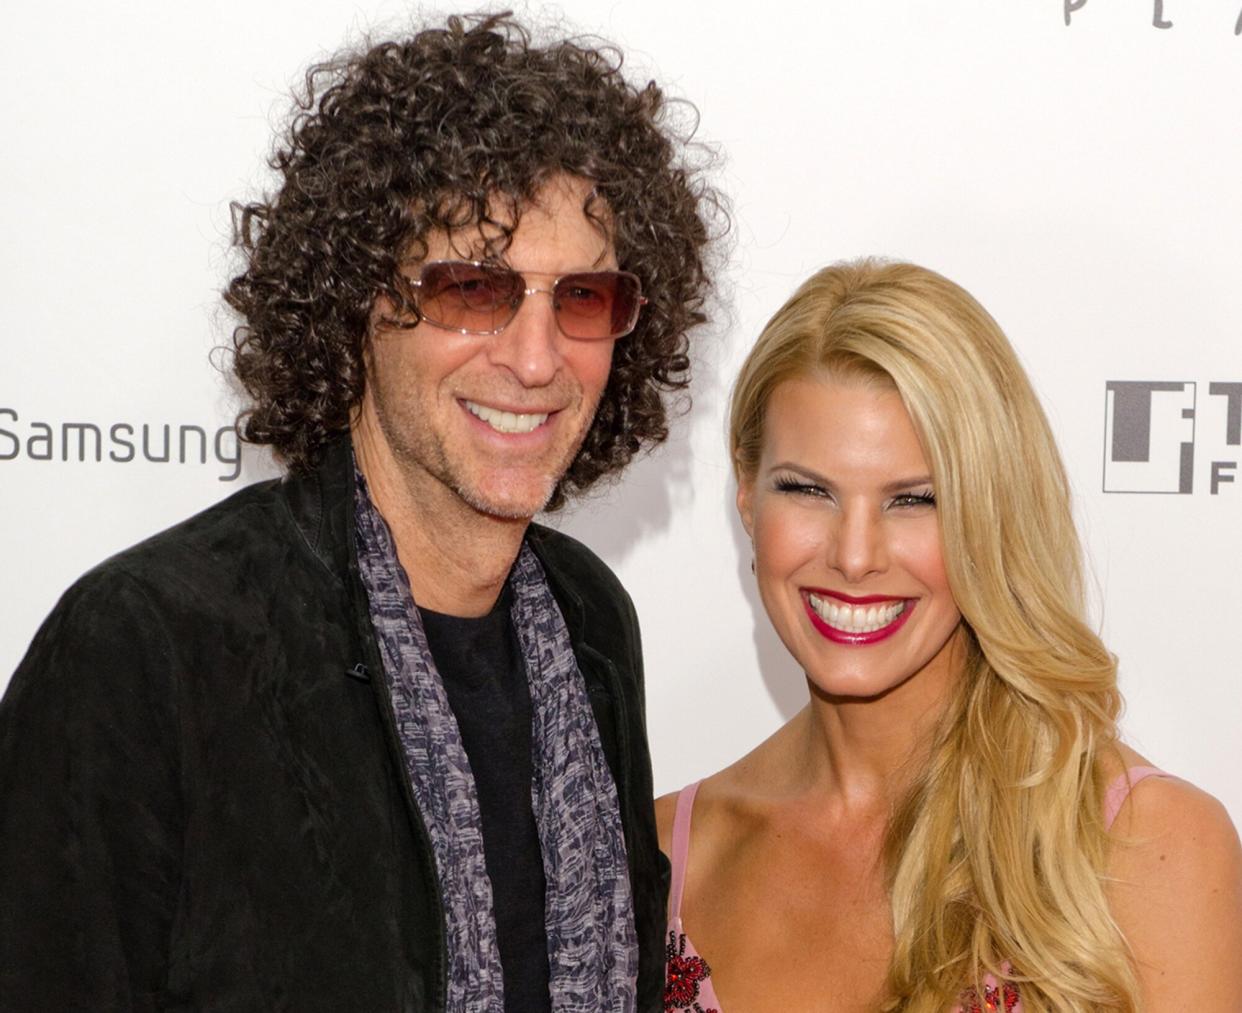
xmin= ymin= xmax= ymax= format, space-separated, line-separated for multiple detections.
xmin=802 ymin=589 xmax=915 ymax=646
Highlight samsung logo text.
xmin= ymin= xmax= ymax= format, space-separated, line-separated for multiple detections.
xmin=0 ymin=408 xmax=242 ymax=482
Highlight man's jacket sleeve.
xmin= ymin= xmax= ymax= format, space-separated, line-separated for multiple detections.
xmin=0 ymin=568 xmax=183 ymax=1011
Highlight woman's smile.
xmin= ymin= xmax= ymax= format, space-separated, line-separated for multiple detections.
xmin=802 ymin=590 xmax=914 ymax=643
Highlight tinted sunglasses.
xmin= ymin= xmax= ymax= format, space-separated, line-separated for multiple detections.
xmin=408 ymin=260 xmax=646 ymax=340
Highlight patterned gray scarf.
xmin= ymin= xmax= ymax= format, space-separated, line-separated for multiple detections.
xmin=353 ymin=475 xmax=637 ymax=1012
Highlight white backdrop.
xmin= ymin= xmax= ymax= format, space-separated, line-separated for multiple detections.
xmin=3 ymin=1 xmax=1239 ymax=825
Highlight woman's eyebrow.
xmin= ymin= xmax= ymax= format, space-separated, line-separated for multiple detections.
xmin=881 ymin=475 xmax=934 ymax=494
xmin=769 ymin=463 xmax=932 ymax=494
xmin=768 ymin=462 xmax=833 ymax=485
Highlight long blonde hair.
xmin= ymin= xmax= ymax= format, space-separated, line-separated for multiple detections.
xmin=730 ymin=260 xmax=1136 ymax=1012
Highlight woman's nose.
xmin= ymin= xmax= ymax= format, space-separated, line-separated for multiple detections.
xmin=829 ymin=506 xmax=888 ymax=583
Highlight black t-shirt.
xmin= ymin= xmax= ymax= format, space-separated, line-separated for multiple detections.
xmin=418 ymin=587 xmax=551 ymax=1013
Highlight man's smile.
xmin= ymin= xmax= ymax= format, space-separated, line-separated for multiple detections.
xmin=462 ymin=398 xmax=555 ymax=435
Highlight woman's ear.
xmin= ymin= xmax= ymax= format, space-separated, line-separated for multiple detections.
xmin=736 ymin=471 xmax=755 ymax=540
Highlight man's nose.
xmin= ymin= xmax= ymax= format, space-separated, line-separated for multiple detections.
xmin=486 ymin=288 xmax=562 ymax=387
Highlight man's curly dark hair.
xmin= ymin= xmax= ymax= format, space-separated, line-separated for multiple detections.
xmin=225 ymin=10 xmax=722 ymax=509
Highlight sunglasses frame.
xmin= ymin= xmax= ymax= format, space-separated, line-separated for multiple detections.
xmin=407 ymin=259 xmax=647 ymax=340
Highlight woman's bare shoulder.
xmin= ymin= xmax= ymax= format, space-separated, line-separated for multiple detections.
xmin=655 ymin=717 xmax=800 ymax=857
xmin=1106 ymin=753 xmax=1242 ymax=1009
xmin=1104 ymin=742 xmax=1239 ymax=896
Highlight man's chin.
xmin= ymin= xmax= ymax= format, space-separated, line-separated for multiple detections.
xmin=454 ymin=477 xmax=558 ymax=522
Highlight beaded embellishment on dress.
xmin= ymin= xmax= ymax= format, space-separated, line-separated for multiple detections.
xmin=665 ymin=930 xmax=718 ymax=1013
xmin=960 ymin=980 xmax=1021 ymax=1012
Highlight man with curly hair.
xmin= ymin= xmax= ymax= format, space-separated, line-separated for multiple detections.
xmin=0 ymin=13 xmax=718 ymax=1012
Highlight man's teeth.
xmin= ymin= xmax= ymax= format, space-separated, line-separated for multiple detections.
xmin=465 ymin=401 xmax=549 ymax=434
xmin=807 ymin=594 xmax=906 ymax=634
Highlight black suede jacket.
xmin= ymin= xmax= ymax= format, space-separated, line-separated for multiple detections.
xmin=0 ymin=439 xmax=668 ymax=1012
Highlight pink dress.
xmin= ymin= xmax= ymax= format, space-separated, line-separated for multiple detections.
xmin=664 ymin=766 xmax=1172 ymax=1013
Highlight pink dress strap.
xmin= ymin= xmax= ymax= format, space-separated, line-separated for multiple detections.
xmin=665 ymin=780 xmax=721 ymax=1012
xmin=1103 ymin=765 xmax=1173 ymax=830
xmin=668 ymin=779 xmax=703 ymax=920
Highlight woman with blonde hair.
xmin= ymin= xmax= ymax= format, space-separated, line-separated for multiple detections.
xmin=659 ymin=259 xmax=1242 ymax=1012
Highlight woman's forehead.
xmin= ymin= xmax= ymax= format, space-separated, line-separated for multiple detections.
xmin=760 ymin=375 xmax=929 ymax=479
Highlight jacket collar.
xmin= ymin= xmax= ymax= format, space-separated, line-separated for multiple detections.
xmin=281 ymin=435 xmax=356 ymax=586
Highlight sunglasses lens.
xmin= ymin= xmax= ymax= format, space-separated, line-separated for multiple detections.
xmin=415 ymin=262 xmax=643 ymax=338
xmin=553 ymin=272 xmax=643 ymax=339
xmin=417 ymin=262 xmax=522 ymax=333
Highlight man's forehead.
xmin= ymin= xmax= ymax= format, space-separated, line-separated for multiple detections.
xmin=419 ymin=176 xmax=616 ymax=267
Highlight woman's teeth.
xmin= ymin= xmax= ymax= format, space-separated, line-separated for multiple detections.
xmin=807 ymin=594 xmax=906 ymax=633
xmin=465 ymin=400 xmax=549 ymax=434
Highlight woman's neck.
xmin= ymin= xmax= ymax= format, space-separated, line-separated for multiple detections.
xmin=781 ymin=627 xmax=968 ymax=814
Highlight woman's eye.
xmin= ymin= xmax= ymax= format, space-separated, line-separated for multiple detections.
xmin=773 ymin=476 xmax=827 ymax=497
xmin=891 ymin=491 xmax=936 ymax=509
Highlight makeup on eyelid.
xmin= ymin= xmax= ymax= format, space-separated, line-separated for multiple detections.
xmin=771 ymin=474 xmax=937 ymax=508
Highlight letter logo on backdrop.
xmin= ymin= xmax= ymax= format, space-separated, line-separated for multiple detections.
xmin=1103 ymin=381 xmax=1195 ymax=493
xmin=1063 ymin=1 xmax=1242 ymax=34
xmin=1104 ymin=382 xmax=1242 ymax=495
xmin=1209 ymin=382 xmax=1242 ymax=494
